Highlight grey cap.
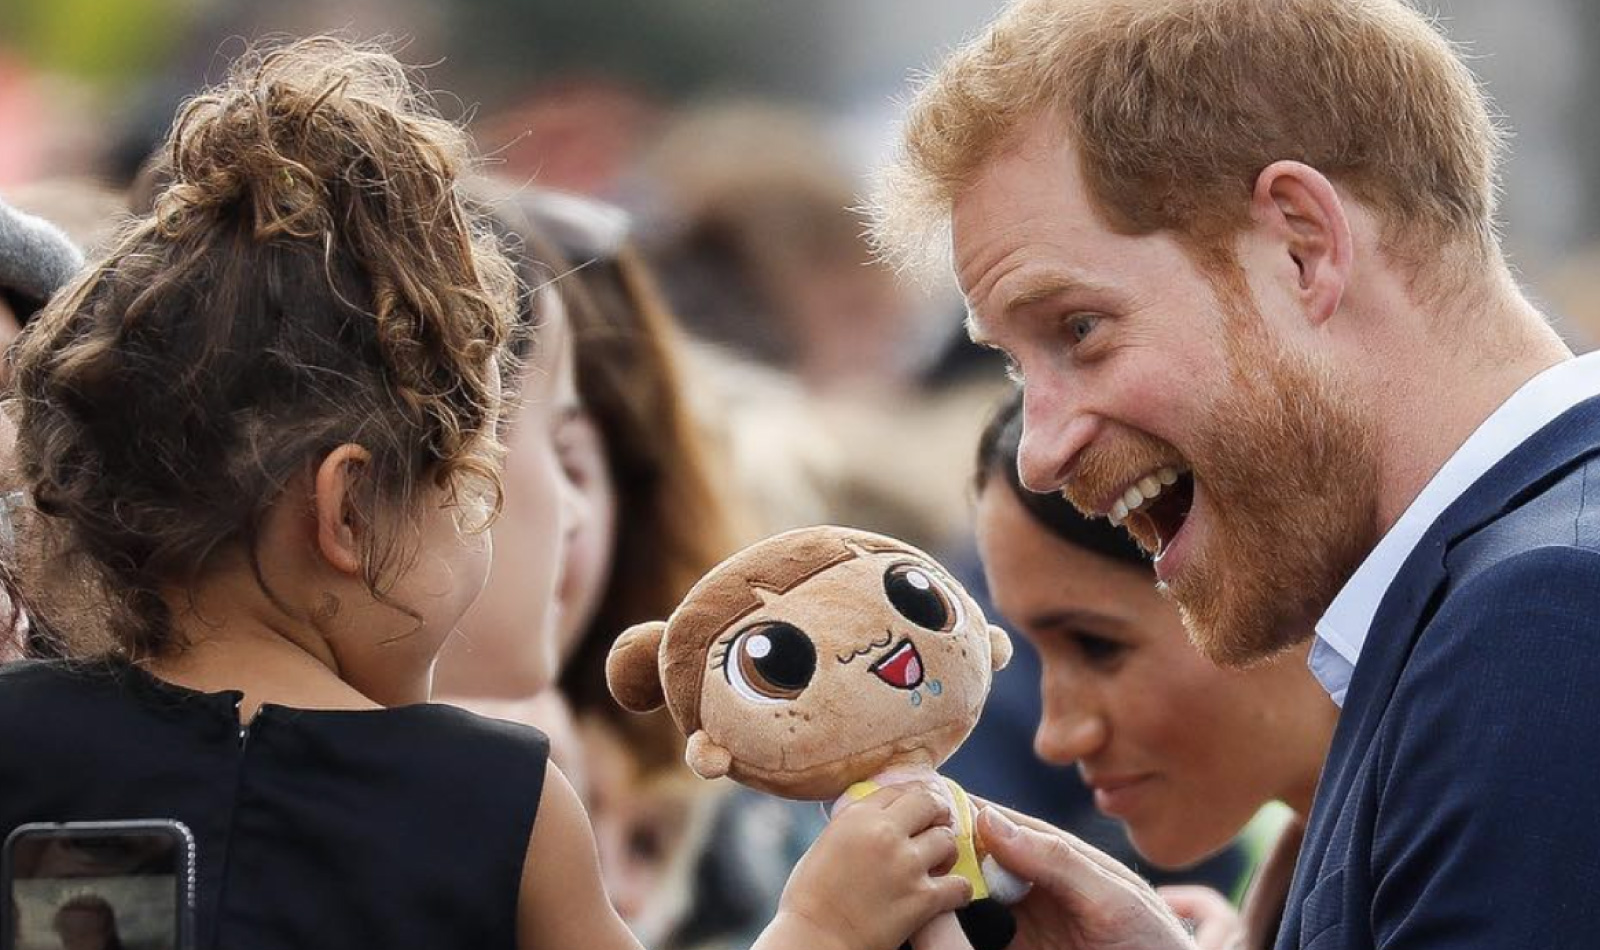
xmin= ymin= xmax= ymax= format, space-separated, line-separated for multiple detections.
xmin=0 ymin=196 xmax=85 ymax=312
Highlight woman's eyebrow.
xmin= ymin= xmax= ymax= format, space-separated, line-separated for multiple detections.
xmin=1026 ymin=607 xmax=1127 ymax=633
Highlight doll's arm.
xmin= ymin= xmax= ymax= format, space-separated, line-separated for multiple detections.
xmin=516 ymin=763 xmax=643 ymax=950
xmin=754 ymin=783 xmax=971 ymax=950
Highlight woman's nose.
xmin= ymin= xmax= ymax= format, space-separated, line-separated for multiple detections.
xmin=1034 ymin=685 xmax=1108 ymax=766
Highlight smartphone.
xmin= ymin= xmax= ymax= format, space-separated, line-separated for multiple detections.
xmin=2 ymin=820 xmax=195 ymax=950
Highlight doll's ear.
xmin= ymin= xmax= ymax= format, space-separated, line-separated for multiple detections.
xmin=607 ymin=621 xmax=669 ymax=713
xmin=686 ymin=730 xmax=732 ymax=780
xmin=989 ymin=624 xmax=1014 ymax=672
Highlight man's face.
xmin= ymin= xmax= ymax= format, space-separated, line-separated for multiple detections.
xmin=954 ymin=115 xmax=1378 ymax=666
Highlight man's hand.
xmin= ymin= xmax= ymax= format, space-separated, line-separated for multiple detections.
xmin=1158 ymin=886 xmax=1244 ymax=950
xmin=976 ymin=806 xmax=1196 ymax=950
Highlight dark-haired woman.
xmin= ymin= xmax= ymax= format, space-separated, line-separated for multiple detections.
xmin=972 ymin=390 xmax=1337 ymax=950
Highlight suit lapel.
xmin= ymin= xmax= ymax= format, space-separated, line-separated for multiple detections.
xmin=1290 ymin=395 xmax=1600 ymax=921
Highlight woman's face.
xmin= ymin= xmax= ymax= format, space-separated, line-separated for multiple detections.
xmin=436 ymin=291 xmax=585 ymax=697
xmin=974 ymin=482 xmax=1330 ymax=867
xmin=553 ymin=407 xmax=618 ymax=664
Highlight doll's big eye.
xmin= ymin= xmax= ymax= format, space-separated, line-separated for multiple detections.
xmin=724 ymin=621 xmax=816 ymax=704
xmin=883 ymin=563 xmax=961 ymax=632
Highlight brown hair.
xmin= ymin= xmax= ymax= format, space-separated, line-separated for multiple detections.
xmin=4 ymin=37 xmax=518 ymax=659
xmin=511 ymin=191 xmax=738 ymax=771
xmin=872 ymin=0 xmax=1504 ymax=285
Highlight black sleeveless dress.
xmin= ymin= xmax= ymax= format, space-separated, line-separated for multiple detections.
xmin=0 ymin=658 xmax=549 ymax=950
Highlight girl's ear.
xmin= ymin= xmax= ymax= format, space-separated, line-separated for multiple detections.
xmin=988 ymin=624 xmax=1013 ymax=672
xmin=686 ymin=730 xmax=732 ymax=780
xmin=607 ymin=621 xmax=669 ymax=713
xmin=312 ymin=444 xmax=372 ymax=576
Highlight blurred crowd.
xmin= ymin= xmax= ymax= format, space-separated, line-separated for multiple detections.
xmin=0 ymin=2 xmax=1596 ymax=949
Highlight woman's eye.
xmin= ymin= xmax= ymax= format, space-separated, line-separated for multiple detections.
xmin=1067 ymin=313 xmax=1102 ymax=344
xmin=724 ymin=621 xmax=816 ymax=703
xmin=883 ymin=563 xmax=962 ymax=632
xmin=1073 ymin=632 xmax=1125 ymax=665
xmin=555 ymin=415 xmax=604 ymax=486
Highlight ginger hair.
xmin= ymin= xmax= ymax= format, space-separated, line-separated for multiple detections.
xmin=871 ymin=0 xmax=1505 ymax=287
xmin=4 ymin=37 xmax=519 ymax=659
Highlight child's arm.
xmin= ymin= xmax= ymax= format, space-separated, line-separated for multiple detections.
xmin=754 ymin=784 xmax=972 ymax=950
xmin=517 ymin=762 xmax=643 ymax=950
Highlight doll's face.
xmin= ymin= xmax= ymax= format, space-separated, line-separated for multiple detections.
xmin=695 ymin=549 xmax=998 ymax=799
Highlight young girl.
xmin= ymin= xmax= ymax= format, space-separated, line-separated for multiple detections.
xmin=0 ymin=38 xmax=968 ymax=950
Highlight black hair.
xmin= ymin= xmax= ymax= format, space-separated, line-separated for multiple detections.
xmin=973 ymin=388 xmax=1150 ymax=571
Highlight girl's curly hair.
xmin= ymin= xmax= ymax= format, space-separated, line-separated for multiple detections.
xmin=4 ymin=37 xmax=520 ymax=659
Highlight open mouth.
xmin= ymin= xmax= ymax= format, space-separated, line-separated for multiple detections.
xmin=1107 ymin=466 xmax=1194 ymax=559
xmin=869 ymin=639 xmax=925 ymax=690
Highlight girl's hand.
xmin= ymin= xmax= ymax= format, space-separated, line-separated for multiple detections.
xmin=762 ymin=784 xmax=972 ymax=950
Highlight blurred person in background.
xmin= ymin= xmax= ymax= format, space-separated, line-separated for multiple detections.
xmin=428 ymin=181 xmax=598 ymax=792
xmin=636 ymin=101 xmax=1010 ymax=551
xmin=0 ymin=195 xmax=86 ymax=664
xmin=972 ymin=391 xmax=1337 ymax=950
xmin=520 ymin=187 xmax=830 ymax=950
xmin=639 ymin=102 xmax=922 ymax=395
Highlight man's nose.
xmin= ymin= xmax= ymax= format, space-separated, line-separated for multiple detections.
xmin=1034 ymin=679 xmax=1108 ymax=766
xmin=1017 ymin=389 xmax=1100 ymax=493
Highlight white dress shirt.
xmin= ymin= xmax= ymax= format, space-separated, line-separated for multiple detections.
xmin=1310 ymin=351 xmax=1600 ymax=706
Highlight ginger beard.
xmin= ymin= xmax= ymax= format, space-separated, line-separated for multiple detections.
xmin=1064 ymin=286 xmax=1380 ymax=667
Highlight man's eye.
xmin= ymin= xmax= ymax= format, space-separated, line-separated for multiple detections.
xmin=1067 ymin=314 xmax=1102 ymax=344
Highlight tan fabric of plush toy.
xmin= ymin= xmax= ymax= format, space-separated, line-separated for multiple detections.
xmin=607 ymin=525 xmax=1027 ymax=950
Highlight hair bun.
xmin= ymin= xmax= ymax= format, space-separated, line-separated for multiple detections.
xmin=153 ymin=37 xmax=464 ymax=243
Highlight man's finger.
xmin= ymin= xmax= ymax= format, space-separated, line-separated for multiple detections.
xmin=977 ymin=799 xmax=1148 ymax=889
xmin=978 ymin=807 xmax=1129 ymax=903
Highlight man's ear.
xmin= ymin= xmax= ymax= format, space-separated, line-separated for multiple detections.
xmin=686 ymin=730 xmax=732 ymax=780
xmin=607 ymin=621 xmax=669 ymax=713
xmin=989 ymin=625 xmax=1013 ymax=672
xmin=1251 ymin=160 xmax=1352 ymax=328
xmin=312 ymin=444 xmax=372 ymax=577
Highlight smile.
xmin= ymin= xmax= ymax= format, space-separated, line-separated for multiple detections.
xmin=869 ymin=639 xmax=925 ymax=691
xmin=1106 ymin=465 xmax=1194 ymax=558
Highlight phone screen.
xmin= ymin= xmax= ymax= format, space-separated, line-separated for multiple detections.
xmin=4 ymin=822 xmax=191 ymax=950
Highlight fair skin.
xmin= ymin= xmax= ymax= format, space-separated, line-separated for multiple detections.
xmin=974 ymin=483 xmax=1334 ymax=865
xmin=434 ymin=291 xmax=588 ymax=699
xmin=552 ymin=405 xmax=617 ymax=665
xmin=957 ymin=112 xmax=1568 ymax=660
xmin=951 ymin=111 xmax=1571 ymax=950
xmin=976 ymin=482 xmax=1334 ymax=947
xmin=141 ymin=343 xmax=964 ymax=950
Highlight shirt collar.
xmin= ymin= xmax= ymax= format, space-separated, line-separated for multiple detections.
xmin=1310 ymin=351 xmax=1600 ymax=703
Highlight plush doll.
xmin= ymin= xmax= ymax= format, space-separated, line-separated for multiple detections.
xmin=606 ymin=525 xmax=1028 ymax=950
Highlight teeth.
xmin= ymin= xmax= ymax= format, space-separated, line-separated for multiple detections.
xmin=1108 ymin=466 xmax=1185 ymax=526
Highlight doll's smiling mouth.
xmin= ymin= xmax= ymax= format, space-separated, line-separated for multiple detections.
xmin=869 ymin=639 xmax=925 ymax=690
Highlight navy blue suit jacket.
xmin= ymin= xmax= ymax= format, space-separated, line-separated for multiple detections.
xmin=1278 ymin=396 xmax=1600 ymax=950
